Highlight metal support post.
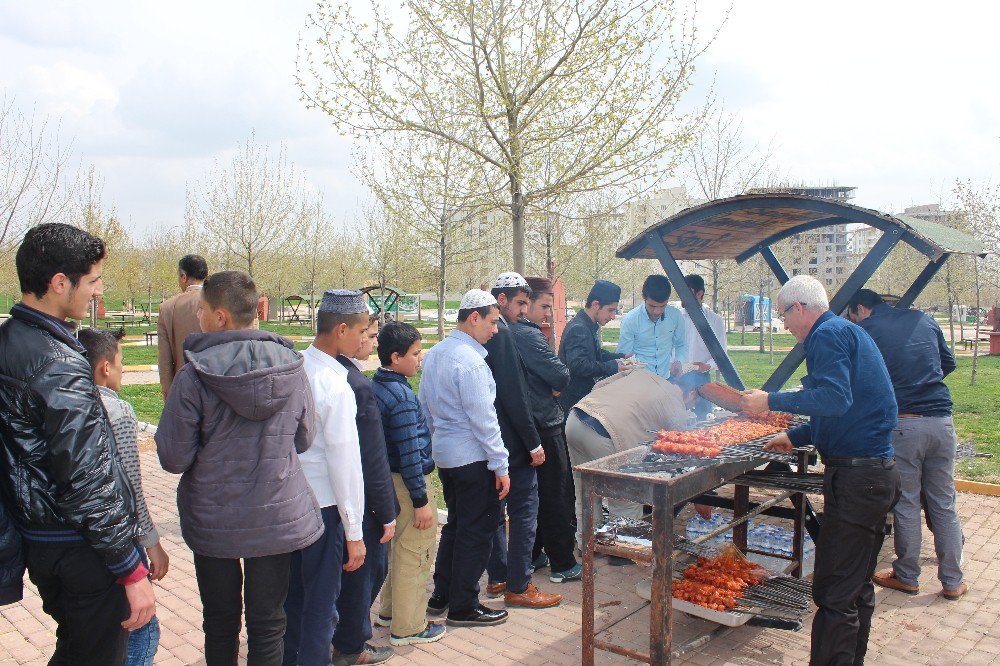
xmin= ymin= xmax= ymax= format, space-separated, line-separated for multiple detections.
xmin=759 ymin=246 xmax=790 ymax=285
xmin=646 ymin=232 xmax=745 ymax=389
xmin=761 ymin=229 xmax=903 ymax=392
xmin=650 ymin=484 xmax=673 ymax=665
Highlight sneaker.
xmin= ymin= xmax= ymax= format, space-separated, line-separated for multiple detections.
xmin=531 ymin=552 xmax=550 ymax=571
xmin=331 ymin=643 xmax=394 ymax=666
xmin=550 ymin=563 xmax=583 ymax=583
xmin=374 ymin=614 xmax=392 ymax=628
xmin=446 ymin=604 xmax=509 ymax=627
xmin=426 ymin=594 xmax=448 ymax=616
xmin=389 ymin=622 xmax=446 ymax=646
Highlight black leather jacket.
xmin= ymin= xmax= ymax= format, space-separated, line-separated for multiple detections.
xmin=0 ymin=306 xmax=140 ymax=579
xmin=510 ymin=320 xmax=570 ymax=432
xmin=557 ymin=310 xmax=623 ymax=414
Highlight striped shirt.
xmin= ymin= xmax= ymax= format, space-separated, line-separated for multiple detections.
xmin=98 ymin=386 xmax=160 ymax=548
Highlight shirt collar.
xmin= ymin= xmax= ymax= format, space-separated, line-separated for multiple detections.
xmin=304 ymin=344 xmax=349 ymax=375
xmin=449 ymin=328 xmax=488 ymax=359
xmin=804 ymin=310 xmax=836 ymax=348
xmin=186 ymin=284 xmax=204 ymax=292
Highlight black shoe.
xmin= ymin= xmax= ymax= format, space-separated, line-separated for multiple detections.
xmin=446 ymin=604 xmax=509 ymax=627
xmin=427 ymin=594 xmax=448 ymax=616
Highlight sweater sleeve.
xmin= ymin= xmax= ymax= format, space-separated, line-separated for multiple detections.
xmin=107 ymin=396 xmax=160 ymax=548
xmin=387 ymin=390 xmax=429 ymax=507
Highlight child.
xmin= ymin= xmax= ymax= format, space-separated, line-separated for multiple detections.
xmin=155 ymin=271 xmax=324 ymax=665
xmin=284 ymin=290 xmax=367 ymax=666
xmin=372 ymin=322 xmax=445 ymax=645
xmin=331 ymin=295 xmax=399 ymax=666
xmin=79 ymin=327 xmax=169 ymax=666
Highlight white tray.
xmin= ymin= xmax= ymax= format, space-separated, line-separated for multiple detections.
xmin=671 ymin=597 xmax=752 ymax=627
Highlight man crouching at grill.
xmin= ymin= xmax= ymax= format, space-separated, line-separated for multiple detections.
xmin=740 ymin=275 xmax=901 ymax=666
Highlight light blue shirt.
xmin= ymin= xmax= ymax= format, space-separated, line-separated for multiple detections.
xmin=419 ymin=329 xmax=509 ymax=477
xmin=617 ymin=304 xmax=689 ymax=378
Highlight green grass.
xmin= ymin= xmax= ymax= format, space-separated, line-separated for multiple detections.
xmin=948 ymin=355 xmax=1000 ymax=483
xmin=119 ymin=384 xmax=165 ymax=426
xmin=121 ymin=345 xmax=158 ymax=366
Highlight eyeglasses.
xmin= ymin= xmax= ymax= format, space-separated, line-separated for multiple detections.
xmin=779 ymin=302 xmax=797 ymax=321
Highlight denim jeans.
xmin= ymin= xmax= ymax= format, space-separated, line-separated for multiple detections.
xmin=193 ymin=551 xmax=292 ymax=666
xmin=125 ymin=615 xmax=160 ymax=666
xmin=332 ymin=517 xmax=389 ymax=655
xmin=284 ymin=506 xmax=345 ymax=666
xmin=486 ymin=465 xmax=539 ymax=594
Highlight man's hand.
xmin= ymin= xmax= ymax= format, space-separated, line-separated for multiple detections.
xmin=740 ymin=389 xmax=771 ymax=414
xmin=380 ymin=521 xmax=396 ymax=544
xmin=344 ymin=539 xmax=366 ymax=572
xmin=529 ymin=448 xmax=546 ymax=467
xmin=763 ymin=432 xmax=793 ymax=453
xmin=551 ymin=389 xmax=561 ymax=398
xmin=146 ymin=543 xmax=170 ymax=581
xmin=413 ymin=504 xmax=435 ymax=530
xmin=496 ymin=474 xmax=511 ymax=501
xmin=669 ymin=361 xmax=683 ymax=377
xmin=691 ymin=362 xmax=710 ymax=373
xmin=122 ymin=577 xmax=156 ymax=631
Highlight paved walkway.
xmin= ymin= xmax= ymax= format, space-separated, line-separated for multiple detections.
xmin=1 ymin=454 xmax=998 ymax=665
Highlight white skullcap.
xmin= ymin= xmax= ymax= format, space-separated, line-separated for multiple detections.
xmin=493 ymin=272 xmax=528 ymax=289
xmin=460 ymin=289 xmax=498 ymax=310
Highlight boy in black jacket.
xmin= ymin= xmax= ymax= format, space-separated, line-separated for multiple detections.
xmin=484 ymin=272 xmax=562 ymax=610
xmin=330 ymin=292 xmax=399 ymax=666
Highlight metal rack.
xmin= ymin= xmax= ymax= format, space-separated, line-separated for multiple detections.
xmin=576 ymin=445 xmax=813 ymax=665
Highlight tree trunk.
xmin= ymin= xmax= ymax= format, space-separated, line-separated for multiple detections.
xmin=438 ymin=232 xmax=446 ymax=340
xmin=712 ymin=260 xmax=720 ymax=310
xmin=510 ymin=175 xmax=526 ymax=273
xmin=971 ymin=257 xmax=981 ymax=386
xmin=758 ymin=285 xmax=766 ymax=354
xmin=945 ymin=263 xmax=956 ymax=352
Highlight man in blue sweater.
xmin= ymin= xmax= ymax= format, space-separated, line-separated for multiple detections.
xmin=371 ymin=322 xmax=446 ymax=646
xmin=742 ymin=276 xmax=901 ymax=666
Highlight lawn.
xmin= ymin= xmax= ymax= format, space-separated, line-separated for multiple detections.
xmin=121 ymin=347 xmax=1000 ymax=507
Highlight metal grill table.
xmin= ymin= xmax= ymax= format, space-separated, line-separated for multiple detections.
xmin=576 ymin=445 xmax=813 ymax=665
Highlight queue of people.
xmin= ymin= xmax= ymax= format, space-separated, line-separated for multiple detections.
xmin=0 ymin=223 xmax=969 ymax=666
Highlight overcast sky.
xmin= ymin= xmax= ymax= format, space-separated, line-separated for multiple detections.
xmin=2 ymin=1 xmax=997 ymax=238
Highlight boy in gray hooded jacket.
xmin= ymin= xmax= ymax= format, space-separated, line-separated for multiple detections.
xmin=156 ymin=271 xmax=323 ymax=665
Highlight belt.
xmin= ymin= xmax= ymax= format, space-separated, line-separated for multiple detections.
xmin=823 ymin=456 xmax=893 ymax=468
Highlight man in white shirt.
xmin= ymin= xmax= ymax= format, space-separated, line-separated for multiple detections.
xmin=284 ymin=290 xmax=367 ymax=665
xmin=679 ymin=274 xmax=728 ymax=419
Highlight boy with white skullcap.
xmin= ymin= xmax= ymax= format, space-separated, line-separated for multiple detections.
xmin=421 ymin=290 xmax=511 ymax=628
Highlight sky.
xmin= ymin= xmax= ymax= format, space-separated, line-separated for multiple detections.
xmin=2 ymin=1 xmax=998 ymax=238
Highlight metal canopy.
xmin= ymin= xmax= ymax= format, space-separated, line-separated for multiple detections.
xmin=616 ymin=194 xmax=987 ymax=263
xmin=614 ymin=194 xmax=987 ymax=392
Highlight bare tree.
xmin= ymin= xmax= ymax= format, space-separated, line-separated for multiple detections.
xmin=360 ymin=135 xmax=497 ymax=337
xmin=684 ymin=106 xmax=775 ymax=309
xmin=0 ymin=95 xmax=76 ymax=256
xmin=953 ymin=179 xmax=1000 ymax=386
xmin=186 ymin=132 xmax=310 ymax=280
xmin=298 ymin=0 xmax=716 ymax=273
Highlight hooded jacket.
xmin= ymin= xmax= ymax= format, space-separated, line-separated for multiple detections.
xmin=155 ymin=329 xmax=323 ymax=559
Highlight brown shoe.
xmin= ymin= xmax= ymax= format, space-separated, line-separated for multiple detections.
xmin=872 ymin=569 xmax=919 ymax=595
xmin=942 ymin=582 xmax=968 ymax=601
xmin=486 ymin=582 xmax=506 ymax=598
xmin=504 ymin=583 xmax=562 ymax=609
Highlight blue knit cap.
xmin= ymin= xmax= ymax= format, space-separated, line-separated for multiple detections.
xmin=319 ymin=289 xmax=367 ymax=314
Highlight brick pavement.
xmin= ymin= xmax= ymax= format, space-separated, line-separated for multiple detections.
xmin=2 ymin=453 xmax=999 ymax=665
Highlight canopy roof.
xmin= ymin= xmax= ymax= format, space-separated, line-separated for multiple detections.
xmin=616 ymin=194 xmax=987 ymax=262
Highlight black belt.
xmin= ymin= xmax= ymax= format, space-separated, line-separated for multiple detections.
xmin=823 ymin=456 xmax=893 ymax=468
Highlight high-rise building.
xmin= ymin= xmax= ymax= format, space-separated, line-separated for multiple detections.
xmin=745 ymin=185 xmax=857 ymax=289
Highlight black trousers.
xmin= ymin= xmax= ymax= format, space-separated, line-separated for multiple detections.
xmin=333 ymin=517 xmax=389 ymax=655
xmin=433 ymin=461 xmax=500 ymax=615
xmin=811 ymin=462 xmax=901 ymax=666
xmin=26 ymin=540 xmax=130 ymax=666
xmin=532 ymin=430 xmax=579 ymax=572
xmin=193 ymin=551 xmax=292 ymax=666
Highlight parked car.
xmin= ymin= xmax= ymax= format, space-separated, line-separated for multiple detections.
xmin=443 ymin=309 xmax=459 ymax=323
